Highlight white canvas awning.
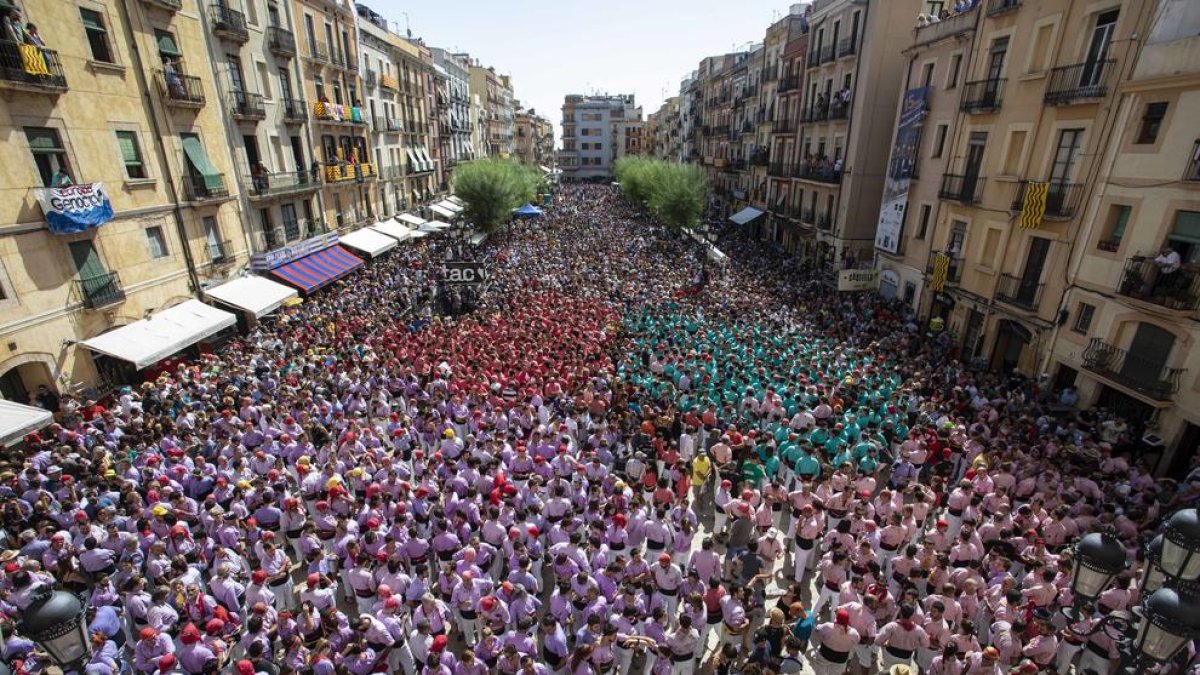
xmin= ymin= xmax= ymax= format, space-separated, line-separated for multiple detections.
xmin=728 ymin=206 xmax=765 ymax=225
xmin=539 ymin=165 xmax=552 ymax=174
xmin=419 ymin=220 xmax=452 ymax=233
xmin=418 ymin=147 xmax=435 ymax=171
xmin=469 ymin=231 xmax=489 ymax=247
xmin=397 ymin=213 xmax=426 ymax=227
xmin=205 ymin=276 xmax=298 ymax=319
xmin=435 ymin=199 xmax=463 ymax=214
xmin=447 ymin=195 xmax=465 ymax=206
xmin=407 ymin=229 xmax=429 ymax=239
xmin=370 ymin=220 xmax=412 ymax=243
xmin=428 ymin=203 xmax=457 ymax=219
xmin=0 ymin=400 xmax=53 ymax=447
xmin=82 ymin=300 xmax=236 ymax=369
xmin=338 ymin=228 xmax=398 ymax=257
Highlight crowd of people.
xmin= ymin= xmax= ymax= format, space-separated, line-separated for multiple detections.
xmin=0 ymin=184 xmax=1197 ymax=675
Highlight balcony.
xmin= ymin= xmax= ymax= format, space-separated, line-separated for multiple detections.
xmin=761 ymin=67 xmax=778 ymax=81
xmin=912 ymin=5 xmax=978 ymax=47
xmin=730 ymin=159 xmax=747 ymax=172
xmin=794 ymin=163 xmax=843 ymax=185
xmin=281 ymin=97 xmax=307 ymax=123
xmin=267 ymin=26 xmax=296 ymax=57
xmin=960 ymin=78 xmax=1005 ymax=113
xmin=1117 ymin=256 xmax=1200 ymax=312
xmin=209 ymin=4 xmax=249 ymax=43
xmin=768 ymin=162 xmax=791 ymax=178
xmin=1045 ymin=60 xmax=1115 ymax=105
xmin=243 ymin=170 xmax=319 ymax=199
xmin=312 ymin=101 xmax=365 ymax=125
xmin=801 ymin=208 xmax=815 ymax=224
xmin=1082 ymin=337 xmax=1184 ymax=401
xmin=229 ymin=91 xmax=266 ymax=120
xmin=380 ymin=73 xmax=398 ymax=91
xmin=938 ymin=173 xmax=985 ymax=204
xmin=159 ymin=70 xmax=204 ymax=107
xmin=364 ymin=69 xmax=377 ymax=88
xmin=995 ymin=273 xmax=1044 ymax=310
xmin=140 ymin=0 xmax=182 ymax=9
xmin=1010 ymin=181 xmax=1083 ymax=220
xmin=837 ymin=37 xmax=857 ymax=58
xmin=801 ymin=107 xmax=826 ymax=123
xmin=329 ymin=46 xmax=346 ymax=69
xmin=307 ymin=41 xmax=329 ymax=63
xmin=817 ymin=213 xmax=832 ymax=230
xmin=925 ymin=255 xmax=964 ymax=285
xmin=75 ymin=272 xmax=125 ymax=310
xmin=773 ymin=118 xmax=796 ymax=134
xmin=182 ymin=174 xmax=229 ymax=201
xmin=0 ymin=43 xmax=68 ymax=92
xmin=323 ymin=162 xmax=375 ymax=183
xmin=987 ymin=0 xmax=1021 ymax=17
xmin=1182 ymin=140 xmax=1200 ymax=182
xmin=749 ymin=151 xmax=769 ymax=167
xmin=204 ymin=239 xmax=234 ymax=267
xmin=778 ymin=75 xmax=800 ymax=93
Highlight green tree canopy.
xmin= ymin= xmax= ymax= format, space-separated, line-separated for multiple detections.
xmin=614 ymin=157 xmax=707 ymax=231
xmin=452 ymin=158 xmax=541 ymax=232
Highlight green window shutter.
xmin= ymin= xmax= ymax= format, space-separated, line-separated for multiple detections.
xmin=1170 ymin=210 xmax=1200 ymax=245
xmin=25 ymin=128 xmax=61 ymax=153
xmin=116 ymin=132 xmax=142 ymax=167
xmin=80 ymin=9 xmax=106 ymax=32
xmin=155 ymin=30 xmax=181 ymax=58
xmin=1111 ymin=205 xmax=1130 ymax=240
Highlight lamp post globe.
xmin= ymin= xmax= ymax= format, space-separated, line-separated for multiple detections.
xmin=1160 ymin=508 xmax=1200 ymax=585
xmin=1134 ymin=587 xmax=1200 ymax=665
xmin=1071 ymin=531 xmax=1128 ymax=605
xmin=1141 ymin=535 xmax=1165 ymax=596
xmin=19 ymin=587 xmax=90 ymax=669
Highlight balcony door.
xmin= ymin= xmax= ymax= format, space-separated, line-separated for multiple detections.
xmin=1081 ymin=10 xmax=1118 ymax=88
xmin=963 ymin=132 xmax=987 ymax=197
xmin=1018 ymin=237 xmax=1050 ymax=304
xmin=1048 ymin=128 xmax=1083 ymax=213
xmin=983 ymin=38 xmax=1008 ymax=105
xmin=69 ymin=240 xmax=115 ymax=302
xmin=266 ymin=3 xmax=280 ymax=28
xmin=1123 ymin=322 xmax=1173 ymax=390
xmin=228 ymin=55 xmax=246 ymax=95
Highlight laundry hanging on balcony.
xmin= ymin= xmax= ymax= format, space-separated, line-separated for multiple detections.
xmin=1019 ymin=181 xmax=1048 ymax=230
xmin=930 ymin=253 xmax=951 ymax=292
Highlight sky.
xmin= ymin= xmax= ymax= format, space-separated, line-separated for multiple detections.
xmin=364 ymin=0 xmax=802 ymax=147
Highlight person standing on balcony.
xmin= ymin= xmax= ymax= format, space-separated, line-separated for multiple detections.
xmin=52 ymin=167 xmax=73 ymax=187
xmin=1153 ymin=245 xmax=1182 ymax=295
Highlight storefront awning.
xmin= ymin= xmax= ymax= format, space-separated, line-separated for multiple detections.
xmin=397 ymin=213 xmax=426 ymax=227
xmin=407 ymin=229 xmax=429 ymax=239
xmin=419 ymin=220 xmax=452 ymax=233
xmin=469 ymin=231 xmax=489 ymax=247
xmin=338 ymin=228 xmax=398 ymax=258
xmin=270 ymin=245 xmax=364 ymax=294
xmin=0 ymin=400 xmax=53 ymax=447
xmin=435 ymin=199 xmax=463 ymax=214
xmin=370 ymin=220 xmax=412 ymax=242
xmin=428 ymin=203 xmax=456 ymax=219
xmin=205 ymin=276 xmax=298 ymax=318
xmin=447 ymin=195 xmax=465 ymax=206
xmin=82 ymin=299 xmax=237 ymax=369
xmin=728 ymin=206 xmax=765 ymax=225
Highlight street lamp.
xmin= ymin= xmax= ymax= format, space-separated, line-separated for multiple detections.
xmin=19 ymin=587 xmax=90 ymax=670
xmin=1064 ymin=509 xmax=1200 ymax=674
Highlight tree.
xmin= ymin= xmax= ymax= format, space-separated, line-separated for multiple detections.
xmin=452 ymin=158 xmax=540 ymax=232
xmin=614 ymin=157 xmax=707 ymax=231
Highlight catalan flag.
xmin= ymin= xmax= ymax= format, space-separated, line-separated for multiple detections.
xmin=931 ymin=252 xmax=950 ymax=291
xmin=1019 ymin=181 xmax=1048 ymax=230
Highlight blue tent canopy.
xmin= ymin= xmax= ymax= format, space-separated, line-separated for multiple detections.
xmin=513 ymin=203 xmax=543 ymax=218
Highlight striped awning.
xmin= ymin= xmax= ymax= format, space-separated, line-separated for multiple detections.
xmin=270 ymin=245 xmax=363 ymax=294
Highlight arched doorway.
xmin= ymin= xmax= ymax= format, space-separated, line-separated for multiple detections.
xmin=0 ymin=358 xmax=57 ymax=407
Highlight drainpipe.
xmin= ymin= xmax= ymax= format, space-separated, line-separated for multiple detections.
xmin=117 ymin=0 xmax=202 ymax=297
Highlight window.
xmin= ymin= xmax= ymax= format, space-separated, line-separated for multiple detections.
xmin=115 ymin=131 xmax=146 ymax=179
xmin=1098 ymin=204 xmax=1129 ymax=251
xmin=203 ymin=217 xmax=225 ymax=261
xmin=932 ymin=124 xmax=948 ymax=158
xmin=25 ymin=127 xmax=70 ymax=187
xmin=1073 ymin=303 xmax=1095 ymax=334
xmin=921 ymin=62 xmax=935 ymax=88
xmin=1136 ymin=102 xmax=1168 ymax=144
xmin=947 ymin=54 xmax=962 ymax=89
xmin=1027 ymin=23 xmax=1055 ymax=73
xmin=1002 ymin=130 xmax=1027 ymax=176
xmin=145 ymin=226 xmax=169 ymax=258
xmin=80 ymin=8 xmax=114 ymax=64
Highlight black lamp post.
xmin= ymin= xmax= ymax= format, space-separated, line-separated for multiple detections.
xmin=18 ymin=587 xmax=90 ymax=671
xmin=1065 ymin=508 xmax=1200 ymax=675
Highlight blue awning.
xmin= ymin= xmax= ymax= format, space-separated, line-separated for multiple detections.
xmin=728 ymin=207 xmax=765 ymax=225
xmin=270 ymin=245 xmax=363 ymax=294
